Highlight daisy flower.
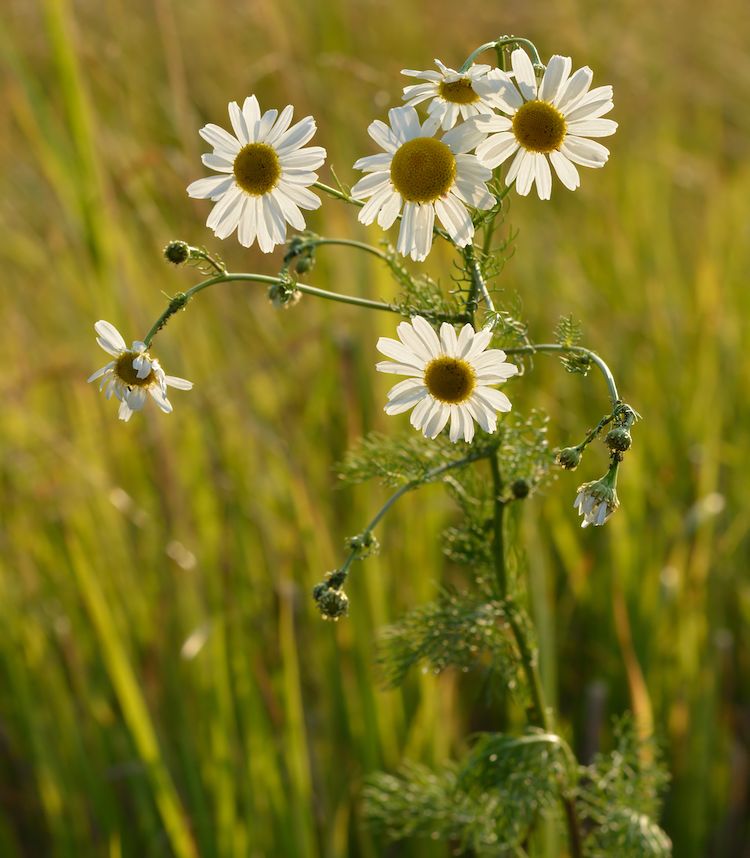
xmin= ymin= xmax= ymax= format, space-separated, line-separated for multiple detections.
xmin=187 ymin=96 xmax=326 ymax=252
xmin=401 ymin=59 xmax=511 ymax=130
xmin=351 ymin=106 xmax=494 ymax=261
xmin=573 ymin=469 xmax=619 ymax=528
xmin=474 ymin=48 xmax=617 ymax=199
xmin=88 ymin=321 xmax=193 ymax=422
xmin=376 ymin=316 xmax=517 ymax=443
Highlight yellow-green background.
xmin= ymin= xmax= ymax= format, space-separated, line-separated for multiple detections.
xmin=2 ymin=0 xmax=748 ymax=855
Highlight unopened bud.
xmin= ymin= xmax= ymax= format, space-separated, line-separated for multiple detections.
xmin=511 ymin=478 xmax=530 ymax=499
xmin=605 ymin=427 xmax=632 ymax=452
xmin=163 ymin=240 xmax=191 ymax=265
xmin=557 ymin=447 xmax=582 ymax=470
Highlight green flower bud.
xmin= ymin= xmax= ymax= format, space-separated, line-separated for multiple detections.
xmin=511 ymin=478 xmax=530 ymax=499
xmin=556 ymin=446 xmax=582 ymax=470
xmin=163 ymin=240 xmax=191 ymax=265
xmin=313 ymin=585 xmax=349 ymax=621
xmin=605 ymin=426 xmax=632 ymax=452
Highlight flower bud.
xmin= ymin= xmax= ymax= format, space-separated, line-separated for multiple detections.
xmin=163 ymin=240 xmax=191 ymax=265
xmin=511 ymin=478 xmax=530 ymax=499
xmin=604 ymin=427 xmax=632 ymax=452
xmin=313 ymin=584 xmax=349 ymax=620
xmin=556 ymin=446 xmax=582 ymax=470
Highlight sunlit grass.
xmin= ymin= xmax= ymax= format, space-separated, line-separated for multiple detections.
xmin=1 ymin=0 xmax=748 ymax=855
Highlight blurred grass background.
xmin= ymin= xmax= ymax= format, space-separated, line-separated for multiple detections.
xmin=1 ymin=0 xmax=749 ymax=854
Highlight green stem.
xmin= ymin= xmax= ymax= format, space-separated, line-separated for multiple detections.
xmin=338 ymin=446 xmax=496 ymax=578
xmin=491 ymin=452 xmax=583 ymax=857
xmin=504 ymin=343 xmax=620 ymax=405
xmin=143 ymin=273 xmax=397 ymax=346
xmin=313 ymin=181 xmax=363 ymax=207
xmin=463 ymin=243 xmax=495 ymax=323
xmin=307 ymin=237 xmax=390 ymax=263
xmin=460 ymin=36 xmax=543 ymax=73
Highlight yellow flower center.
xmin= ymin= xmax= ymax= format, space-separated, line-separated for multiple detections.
xmin=115 ymin=353 xmax=155 ymax=388
xmin=233 ymin=143 xmax=281 ymax=195
xmin=512 ymin=100 xmax=567 ymax=154
xmin=390 ymin=137 xmax=457 ymax=203
xmin=438 ymin=78 xmax=480 ymax=105
xmin=424 ymin=356 xmax=476 ymax=404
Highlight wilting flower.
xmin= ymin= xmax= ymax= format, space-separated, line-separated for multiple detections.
xmin=376 ymin=316 xmax=517 ymax=443
xmin=574 ymin=468 xmax=620 ymax=528
xmin=187 ymin=96 xmax=326 ymax=252
xmin=474 ymin=48 xmax=617 ymax=199
xmin=401 ymin=59 xmax=511 ymax=130
xmin=351 ymin=106 xmax=494 ymax=261
xmin=88 ymin=321 xmax=192 ymax=422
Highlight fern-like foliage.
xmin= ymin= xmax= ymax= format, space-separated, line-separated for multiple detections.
xmin=555 ymin=314 xmax=591 ymax=375
xmin=365 ymin=732 xmax=567 ymax=855
xmin=579 ymin=717 xmax=672 ymax=856
xmin=376 ymin=590 xmax=529 ymax=702
xmin=337 ymin=432 xmax=492 ymax=487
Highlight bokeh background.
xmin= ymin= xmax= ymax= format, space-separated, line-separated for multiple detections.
xmin=2 ymin=0 xmax=749 ymax=855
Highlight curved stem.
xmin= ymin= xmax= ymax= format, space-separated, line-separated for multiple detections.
xmin=337 ymin=447 xmax=495 ymax=578
xmin=460 ymin=36 xmax=543 ymax=73
xmin=143 ymin=273 xmax=397 ymax=346
xmin=307 ymin=237 xmax=390 ymax=263
xmin=504 ymin=343 xmax=620 ymax=405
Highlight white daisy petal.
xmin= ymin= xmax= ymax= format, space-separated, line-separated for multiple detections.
xmin=351 ymin=171 xmax=392 ymax=200
xmin=556 ymin=66 xmax=594 ymax=113
xmin=264 ymin=105 xmax=295 ymax=146
xmin=94 ymin=320 xmax=127 ymax=355
xmin=397 ymin=322 xmax=434 ymax=362
xmin=434 ymin=194 xmax=473 ymax=247
xmin=187 ymin=174 xmax=235 ymax=200
xmin=565 ymin=118 xmax=618 ymax=138
xmin=165 ymin=375 xmax=193 ymax=390
xmin=87 ymin=361 xmax=114 ymax=383
xmin=439 ymin=322 xmax=458 ymax=357
xmin=539 ymin=55 xmax=572 ymax=103
xmin=511 ymin=48 xmax=538 ymax=101
xmin=376 ymin=360 xmax=425 ymax=376
xmin=475 ymin=132 xmax=519 ymax=169
xmin=549 ymin=150 xmax=580 ymax=190
xmin=474 ymin=114 xmax=513 ymax=133
xmin=276 ymin=180 xmax=321 ymax=210
xmin=228 ymin=101 xmax=249 ymax=144
xmin=367 ymin=119 xmax=400 ymax=153
xmin=410 ymin=395 xmax=434 ymax=429
xmin=358 ymin=183 xmax=397 ymax=226
xmin=275 ymin=116 xmax=317 ymax=155
xmin=387 ymin=378 xmax=427 ymax=399
xmin=241 ymin=95 xmax=261 ymax=142
xmin=410 ymin=316 xmax=442 ymax=356
xmin=377 ymin=336 xmax=426 ymax=368
xmin=412 ymin=203 xmax=435 ymax=261
xmin=388 ymin=106 xmax=421 ymax=142
xmin=561 ymin=136 xmax=610 ymax=168
xmin=384 ymin=387 xmax=428 ymax=415
xmin=352 ymin=153 xmax=394 ymax=172
xmin=255 ymin=107 xmax=278 ymax=143
xmin=377 ymin=189 xmax=402 ymax=229
xmin=397 ymin=201 xmax=418 ymax=258
xmin=534 ymin=153 xmax=552 ymax=200
xmin=199 ymin=124 xmax=241 ymax=154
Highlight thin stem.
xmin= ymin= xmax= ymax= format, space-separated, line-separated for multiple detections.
xmin=337 ymin=447 xmax=496 ymax=578
xmin=504 ymin=343 xmax=620 ymax=405
xmin=313 ymin=181 xmax=363 ymax=207
xmin=460 ymin=36 xmax=543 ymax=73
xmin=143 ymin=273 xmax=398 ymax=346
xmin=190 ymin=248 xmax=225 ymax=275
xmin=463 ymin=243 xmax=496 ymax=323
xmin=307 ymin=237 xmax=390 ymax=263
xmin=490 ymin=453 xmax=584 ymax=856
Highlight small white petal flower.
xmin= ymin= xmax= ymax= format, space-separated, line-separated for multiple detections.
xmin=187 ymin=96 xmax=327 ymax=252
xmin=88 ymin=321 xmax=193 ymax=422
xmin=401 ymin=59 xmax=514 ymax=130
xmin=474 ymin=48 xmax=617 ymax=200
xmin=573 ymin=472 xmax=620 ymax=528
xmin=352 ymin=106 xmax=494 ymax=261
xmin=376 ymin=316 xmax=517 ymax=442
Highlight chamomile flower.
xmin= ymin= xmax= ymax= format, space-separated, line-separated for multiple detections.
xmin=573 ymin=467 xmax=620 ymax=528
xmin=401 ymin=60 xmax=510 ymax=130
xmin=352 ymin=106 xmax=494 ymax=261
xmin=474 ymin=48 xmax=617 ymax=199
xmin=187 ymin=96 xmax=326 ymax=252
xmin=88 ymin=321 xmax=192 ymax=422
xmin=376 ymin=316 xmax=517 ymax=443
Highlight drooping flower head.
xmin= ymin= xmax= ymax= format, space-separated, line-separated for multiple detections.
xmin=574 ymin=467 xmax=620 ymax=528
xmin=352 ymin=106 xmax=494 ymax=261
xmin=88 ymin=321 xmax=192 ymax=422
xmin=401 ymin=60 xmax=512 ymax=130
xmin=187 ymin=96 xmax=326 ymax=252
xmin=376 ymin=316 xmax=517 ymax=443
xmin=474 ymin=48 xmax=617 ymax=199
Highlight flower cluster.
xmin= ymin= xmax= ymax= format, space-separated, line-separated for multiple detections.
xmin=88 ymin=38 xmax=626 ymax=528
